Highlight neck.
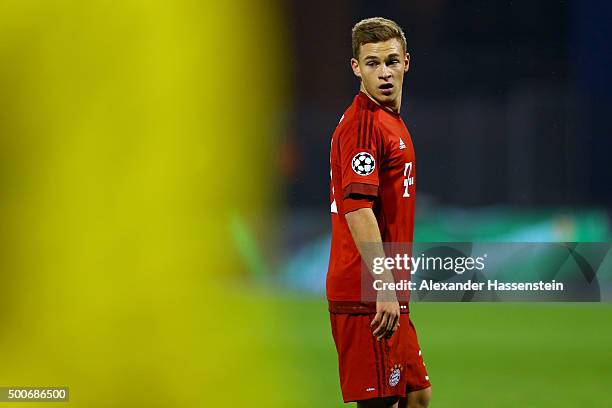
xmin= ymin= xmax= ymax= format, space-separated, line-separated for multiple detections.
xmin=360 ymin=84 xmax=401 ymax=114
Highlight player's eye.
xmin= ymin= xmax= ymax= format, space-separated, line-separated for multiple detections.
xmin=366 ymin=61 xmax=377 ymax=67
xmin=388 ymin=59 xmax=400 ymax=65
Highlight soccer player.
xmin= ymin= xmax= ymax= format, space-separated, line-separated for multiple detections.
xmin=327 ymin=18 xmax=431 ymax=407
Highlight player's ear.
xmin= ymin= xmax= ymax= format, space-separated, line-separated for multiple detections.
xmin=404 ymin=53 xmax=410 ymax=73
xmin=351 ymin=58 xmax=361 ymax=78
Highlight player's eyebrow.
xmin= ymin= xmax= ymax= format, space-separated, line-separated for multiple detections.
xmin=385 ymin=52 xmax=400 ymax=61
xmin=364 ymin=53 xmax=401 ymax=61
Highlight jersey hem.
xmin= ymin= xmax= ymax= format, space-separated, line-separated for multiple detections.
xmin=328 ymin=300 xmax=410 ymax=314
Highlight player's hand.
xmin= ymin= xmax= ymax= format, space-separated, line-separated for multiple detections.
xmin=371 ymin=295 xmax=400 ymax=341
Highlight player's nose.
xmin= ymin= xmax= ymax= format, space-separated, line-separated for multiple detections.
xmin=379 ymin=65 xmax=392 ymax=79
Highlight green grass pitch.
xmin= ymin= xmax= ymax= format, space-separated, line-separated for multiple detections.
xmin=262 ymin=297 xmax=612 ymax=407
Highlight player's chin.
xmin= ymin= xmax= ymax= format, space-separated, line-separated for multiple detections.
xmin=375 ymin=89 xmax=397 ymax=103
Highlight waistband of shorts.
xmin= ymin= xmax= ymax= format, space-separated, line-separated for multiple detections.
xmin=328 ymin=300 xmax=410 ymax=314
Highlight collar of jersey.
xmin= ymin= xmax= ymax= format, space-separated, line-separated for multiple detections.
xmin=357 ymin=91 xmax=401 ymax=118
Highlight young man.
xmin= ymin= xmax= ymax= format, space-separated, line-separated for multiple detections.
xmin=327 ymin=18 xmax=431 ymax=407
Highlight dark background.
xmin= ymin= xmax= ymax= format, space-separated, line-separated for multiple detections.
xmin=284 ymin=0 xmax=612 ymax=210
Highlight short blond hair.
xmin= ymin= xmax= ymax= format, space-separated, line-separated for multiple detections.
xmin=351 ymin=17 xmax=407 ymax=59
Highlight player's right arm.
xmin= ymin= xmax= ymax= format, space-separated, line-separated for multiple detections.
xmin=345 ymin=208 xmax=400 ymax=341
xmin=330 ymin=104 xmax=400 ymax=340
xmin=333 ymin=111 xmax=399 ymax=340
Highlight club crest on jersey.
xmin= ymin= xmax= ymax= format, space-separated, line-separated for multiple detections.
xmin=389 ymin=364 xmax=402 ymax=387
xmin=351 ymin=152 xmax=375 ymax=176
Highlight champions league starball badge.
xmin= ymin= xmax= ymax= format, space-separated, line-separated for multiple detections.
xmin=352 ymin=152 xmax=376 ymax=176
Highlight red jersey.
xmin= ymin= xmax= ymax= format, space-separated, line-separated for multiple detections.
xmin=327 ymin=91 xmax=416 ymax=313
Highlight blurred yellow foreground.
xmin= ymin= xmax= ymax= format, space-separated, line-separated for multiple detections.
xmin=0 ymin=1 xmax=289 ymax=406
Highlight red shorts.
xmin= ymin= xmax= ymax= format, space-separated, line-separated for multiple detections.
xmin=330 ymin=313 xmax=431 ymax=403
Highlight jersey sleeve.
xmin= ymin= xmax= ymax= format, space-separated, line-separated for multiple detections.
xmin=338 ymin=116 xmax=381 ymax=213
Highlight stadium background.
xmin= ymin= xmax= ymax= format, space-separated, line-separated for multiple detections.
xmin=0 ymin=0 xmax=610 ymax=407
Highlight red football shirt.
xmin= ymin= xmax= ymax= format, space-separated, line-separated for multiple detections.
xmin=327 ymin=92 xmax=416 ymax=313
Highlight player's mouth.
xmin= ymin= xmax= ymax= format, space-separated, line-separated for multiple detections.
xmin=379 ymin=83 xmax=394 ymax=96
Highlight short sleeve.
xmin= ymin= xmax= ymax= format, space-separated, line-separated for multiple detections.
xmin=342 ymin=197 xmax=374 ymax=213
xmin=339 ymin=117 xmax=380 ymax=204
